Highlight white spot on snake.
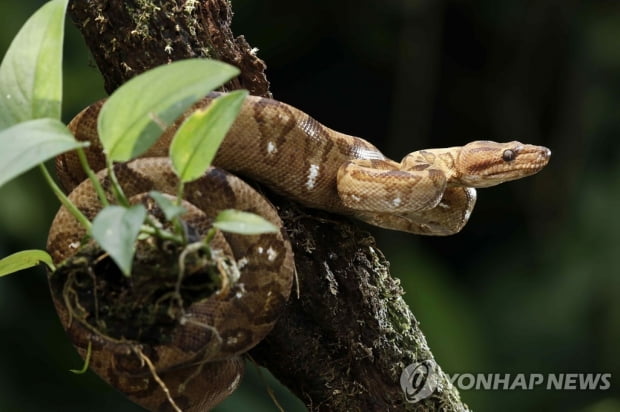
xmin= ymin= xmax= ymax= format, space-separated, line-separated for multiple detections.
xmin=438 ymin=201 xmax=450 ymax=209
xmin=463 ymin=208 xmax=472 ymax=222
xmin=266 ymin=247 xmax=278 ymax=262
xmin=229 ymin=374 xmax=241 ymax=392
xmin=69 ymin=241 xmax=80 ymax=250
xmin=392 ymin=197 xmax=402 ymax=207
xmin=257 ymin=246 xmax=264 ymax=254
xmin=306 ymin=164 xmax=320 ymax=190
xmin=234 ymin=283 xmax=247 ymax=299
xmin=351 ymin=194 xmax=361 ymax=202
xmin=266 ymin=141 xmax=277 ymax=154
xmin=226 ymin=336 xmax=239 ymax=345
xmin=237 ymin=257 xmax=248 ymax=269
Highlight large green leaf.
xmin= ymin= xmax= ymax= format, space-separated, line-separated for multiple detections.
xmin=98 ymin=59 xmax=240 ymax=162
xmin=91 ymin=205 xmax=147 ymax=276
xmin=0 ymin=0 xmax=68 ymax=130
xmin=170 ymin=90 xmax=248 ymax=182
xmin=0 ymin=250 xmax=55 ymax=277
xmin=0 ymin=118 xmax=88 ymax=188
xmin=213 ymin=209 xmax=278 ymax=235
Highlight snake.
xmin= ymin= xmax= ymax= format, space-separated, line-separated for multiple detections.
xmin=46 ymin=92 xmax=550 ymax=411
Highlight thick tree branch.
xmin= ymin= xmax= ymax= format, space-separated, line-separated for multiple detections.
xmin=69 ymin=0 xmax=269 ymax=96
xmin=67 ymin=1 xmax=468 ymax=410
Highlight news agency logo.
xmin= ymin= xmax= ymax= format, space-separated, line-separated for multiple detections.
xmin=400 ymin=359 xmax=440 ymax=403
xmin=400 ymin=360 xmax=613 ymax=404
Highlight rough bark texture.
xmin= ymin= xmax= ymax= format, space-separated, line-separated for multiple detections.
xmin=67 ymin=1 xmax=468 ymax=410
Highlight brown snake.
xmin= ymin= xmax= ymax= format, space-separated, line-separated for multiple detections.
xmin=46 ymin=93 xmax=550 ymax=411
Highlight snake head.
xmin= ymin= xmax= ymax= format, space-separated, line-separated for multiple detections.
xmin=456 ymin=140 xmax=551 ymax=187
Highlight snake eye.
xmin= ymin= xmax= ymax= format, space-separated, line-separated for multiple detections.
xmin=502 ymin=149 xmax=516 ymax=162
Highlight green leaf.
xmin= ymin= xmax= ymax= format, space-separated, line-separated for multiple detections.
xmin=91 ymin=205 xmax=147 ymax=276
xmin=0 ymin=250 xmax=55 ymax=277
xmin=98 ymin=59 xmax=240 ymax=162
xmin=170 ymin=90 xmax=248 ymax=182
xmin=149 ymin=191 xmax=186 ymax=221
xmin=0 ymin=118 xmax=88 ymax=188
xmin=0 ymin=0 xmax=68 ymax=129
xmin=213 ymin=209 xmax=279 ymax=235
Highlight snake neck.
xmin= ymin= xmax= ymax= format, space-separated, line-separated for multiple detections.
xmin=400 ymin=147 xmax=463 ymax=184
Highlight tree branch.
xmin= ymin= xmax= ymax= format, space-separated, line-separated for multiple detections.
xmin=67 ymin=1 xmax=468 ymax=410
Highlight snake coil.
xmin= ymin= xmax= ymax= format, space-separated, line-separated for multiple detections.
xmin=47 ymin=158 xmax=295 ymax=411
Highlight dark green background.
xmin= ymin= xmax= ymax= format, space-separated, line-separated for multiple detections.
xmin=1 ymin=1 xmax=619 ymax=411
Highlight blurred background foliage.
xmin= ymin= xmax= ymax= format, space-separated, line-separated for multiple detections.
xmin=0 ymin=0 xmax=619 ymax=411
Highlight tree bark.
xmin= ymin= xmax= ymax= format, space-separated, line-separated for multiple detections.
xmin=67 ymin=1 xmax=468 ymax=410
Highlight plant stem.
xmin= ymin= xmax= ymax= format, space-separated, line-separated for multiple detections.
xmin=76 ymin=147 xmax=109 ymax=207
xmin=140 ymin=224 xmax=184 ymax=244
xmin=40 ymin=164 xmax=92 ymax=231
xmin=176 ymin=181 xmax=185 ymax=205
xmin=105 ymin=158 xmax=129 ymax=206
xmin=168 ymin=181 xmax=187 ymax=242
xmin=144 ymin=214 xmax=181 ymax=242
xmin=203 ymin=227 xmax=217 ymax=245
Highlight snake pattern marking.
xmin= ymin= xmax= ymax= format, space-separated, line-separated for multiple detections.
xmin=47 ymin=93 xmax=550 ymax=411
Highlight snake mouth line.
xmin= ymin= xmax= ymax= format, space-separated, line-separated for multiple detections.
xmin=490 ymin=147 xmax=551 ymax=177
xmin=488 ymin=162 xmax=549 ymax=176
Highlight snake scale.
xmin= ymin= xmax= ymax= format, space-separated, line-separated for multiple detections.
xmin=46 ymin=92 xmax=550 ymax=411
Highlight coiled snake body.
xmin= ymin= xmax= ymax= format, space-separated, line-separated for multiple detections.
xmin=47 ymin=93 xmax=550 ymax=411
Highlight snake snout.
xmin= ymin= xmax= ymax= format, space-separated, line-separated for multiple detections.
xmin=521 ymin=144 xmax=551 ymax=171
xmin=540 ymin=146 xmax=552 ymax=162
